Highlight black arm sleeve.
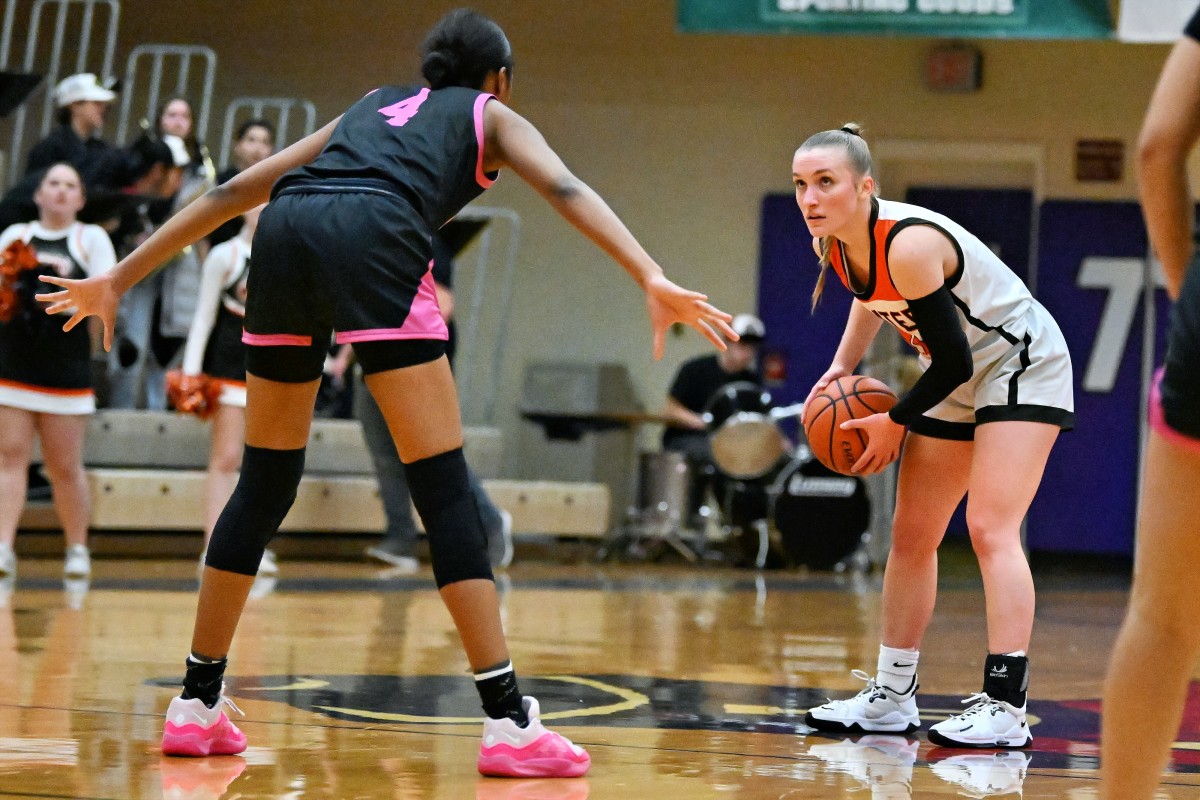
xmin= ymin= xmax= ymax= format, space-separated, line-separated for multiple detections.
xmin=1186 ymin=4 xmax=1200 ymax=42
xmin=888 ymin=286 xmax=974 ymax=426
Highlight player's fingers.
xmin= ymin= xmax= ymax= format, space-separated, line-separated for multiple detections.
xmin=44 ymin=298 xmax=76 ymax=315
xmin=692 ymin=319 xmax=726 ymax=351
xmin=61 ymin=311 xmax=84 ymax=333
xmin=708 ymin=316 xmax=739 ymax=341
xmin=840 ymin=419 xmax=864 ymax=430
xmin=693 ymin=301 xmax=733 ymax=322
xmin=37 ymin=274 xmax=68 ymax=288
xmin=653 ymin=327 xmax=665 ymax=361
xmin=33 ymin=288 xmax=66 ymax=303
xmin=102 ymin=321 xmax=113 ymax=352
xmin=850 ymin=452 xmax=875 ymax=474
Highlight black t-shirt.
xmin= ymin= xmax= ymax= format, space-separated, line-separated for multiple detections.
xmin=274 ymin=84 xmax=498 ymax=230
xmin=1187 ymin=4 xmax=1200 ymax=40
xmin=25 ymin=125 xmax=112 ymax=184
xmin=663 ymin=354 xmax=759 ymax=447
xmin=207 ymin=165 xmax=243 ymax=247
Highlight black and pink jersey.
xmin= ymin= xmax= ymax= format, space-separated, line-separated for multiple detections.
xmin=273 ymin=85 xmax=497 ymax=229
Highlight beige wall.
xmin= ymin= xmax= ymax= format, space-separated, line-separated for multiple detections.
xmin=114 ymin=1 xmax=1170 ymax=474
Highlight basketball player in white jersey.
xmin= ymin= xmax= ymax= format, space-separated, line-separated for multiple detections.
xmin=796 ymin=125 xmax=1073 ymax=748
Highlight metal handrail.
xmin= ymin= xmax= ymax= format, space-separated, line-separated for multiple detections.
xmin=2 ymin=0 xmax=119 ymax=186
xmin=218 ymin=96 xmax=316 ymax=166
xmin=453 ymin=205 xmax=520 ymax=425
xmin=115 ymin=44 xmax=216 ymax=146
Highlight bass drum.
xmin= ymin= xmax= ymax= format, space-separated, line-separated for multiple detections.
xmin=769 ymin=448 xmax=870 ymax=570
xmin=704 ymin=381 xmax=785 ymax=480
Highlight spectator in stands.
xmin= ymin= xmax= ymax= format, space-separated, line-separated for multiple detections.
xmin=359 ymin=231 xmax=512 ymax=573
xmin=0 ymin=164 xmax=116 ymax=580
xmin=176 ymin=203 xmax=277 ymax=577
xmin=105 ymin=125 xmax=209 ymax=410
xmin=26 ymin=73 xmax=116 ymax=182
xmin=208 ymin=120 xmax=275 ymax=249
xmin=0 ymin=73 xmax=118 ymax=232
xmin=154 ymin=97 xmax=215 ymax=261
xmin=156 ymin=97 xmax=213 ymax=180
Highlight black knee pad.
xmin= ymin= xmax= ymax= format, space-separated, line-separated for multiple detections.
xmin=205 ymin=445 xmax=306 ymax=575
xmin=405 ymin=447 xmax=493 ymax=588
xmin=245 ymin=341 xmax=328 ymax=383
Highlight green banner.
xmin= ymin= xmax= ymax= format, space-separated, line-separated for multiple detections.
xmin=678 ymin=0 xmax=1112 ymax=39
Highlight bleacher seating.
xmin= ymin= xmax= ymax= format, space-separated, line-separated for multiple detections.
xmin=19 ymin=411 xmax=610 ymax=539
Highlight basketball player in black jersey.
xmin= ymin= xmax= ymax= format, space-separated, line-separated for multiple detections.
xmin=40 ymin=9 xmax=735 ymax=778
xmin=1102 ymin=7 xmax=1200 ymax=798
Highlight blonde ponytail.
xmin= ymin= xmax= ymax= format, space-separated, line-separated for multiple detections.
xmin=811 ymin=236 xmax=834 ymax=311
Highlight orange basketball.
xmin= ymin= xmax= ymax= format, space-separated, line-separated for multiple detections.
xmin=803 ymin=375 xmax=898 ymax=476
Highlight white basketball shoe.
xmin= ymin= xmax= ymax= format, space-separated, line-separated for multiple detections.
xmin=805 ymin=670 xmax=920 ymax=735
xmin=928 ymin=693 xmax=1032 ymax=749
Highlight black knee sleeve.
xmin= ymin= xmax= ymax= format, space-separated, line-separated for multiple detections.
xmin=245 ymin=342 xmax=328 ymax=383
xmin=405 ymin=447 xmax=493 ymax=588
xmin=354 ymin=339 xmax=445 ymax=375
xmin=205 ymin=445 xmax=306 ymax=575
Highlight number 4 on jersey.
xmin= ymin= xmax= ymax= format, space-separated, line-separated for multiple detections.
xmin=378 ymin=88 xmax=430 ymax=127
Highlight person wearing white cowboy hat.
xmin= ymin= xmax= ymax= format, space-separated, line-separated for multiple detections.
xmin=25 ymin=73 xmax=117 ymax=182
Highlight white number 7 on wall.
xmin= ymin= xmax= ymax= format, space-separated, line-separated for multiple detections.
xmin=1076 ymin=256 xmax=1165 ymax=393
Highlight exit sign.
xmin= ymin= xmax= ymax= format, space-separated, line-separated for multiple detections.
xmin=925 ymin=44 xmax=982 ymax=92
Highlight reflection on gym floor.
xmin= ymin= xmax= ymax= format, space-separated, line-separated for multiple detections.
xmin=0 ymin=559 xmax=1190 ymax=799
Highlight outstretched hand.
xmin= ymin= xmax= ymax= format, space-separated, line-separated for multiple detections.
xmin=35 ymin=273 xmax=119 ymax=352
xmin=644 ymin=274 xmax=736 ymax=360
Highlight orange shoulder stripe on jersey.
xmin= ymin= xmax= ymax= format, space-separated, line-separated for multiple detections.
xmin=828 ymin=241 xmax=850 ymax=290
xmin=871 ymin=217 xmax=904 ymax=303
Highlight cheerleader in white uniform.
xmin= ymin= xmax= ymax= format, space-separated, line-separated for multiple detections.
xmin=0 ymin=164 xmax=115 ymax=578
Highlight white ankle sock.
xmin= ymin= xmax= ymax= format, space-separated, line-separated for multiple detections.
xmin=877 ymin=644 xmax=919 ymax=698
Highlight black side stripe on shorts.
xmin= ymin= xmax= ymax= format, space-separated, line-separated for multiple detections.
xmin=948 ymin=294 xmax=1031 ymax=407
xmin=1008 ymin=332 xmax=1033 ymax=406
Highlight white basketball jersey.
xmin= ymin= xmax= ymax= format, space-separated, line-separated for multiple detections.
xmin=828 ymin=198 xmax=1035 ymax=359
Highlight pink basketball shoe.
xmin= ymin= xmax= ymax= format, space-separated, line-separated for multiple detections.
xmin=161 ymin=690 xmax=247 ymax=757
xmin=477 ymin=696 xmax=590 ymax=778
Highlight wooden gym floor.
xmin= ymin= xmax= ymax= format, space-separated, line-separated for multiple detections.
xmin=1 ymin=550 xmax=1198 ymax=799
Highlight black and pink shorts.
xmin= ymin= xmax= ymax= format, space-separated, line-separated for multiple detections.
xmin=242 ymin=189 xmax=448 ymax=382
xmin=1152 ymin=254 xmax=1200 ymax=451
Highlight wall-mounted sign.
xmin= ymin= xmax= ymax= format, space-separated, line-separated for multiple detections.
xmin=925 ymin=43 xmax=982 ymax=92
xmin=1075 ymin=139 xmax=1124 ymax=183
xmin=678 ymin=0 xmax=1113 ymax=39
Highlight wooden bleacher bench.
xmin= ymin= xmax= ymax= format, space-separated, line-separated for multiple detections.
xmin=20 ymin=411 xmax=609 ymax=538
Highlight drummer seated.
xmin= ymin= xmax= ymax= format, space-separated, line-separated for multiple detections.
xmin=662 ymin=313 xmax=765 ymax=454
xmin=662 ymin=312 xmax=766 ymax=469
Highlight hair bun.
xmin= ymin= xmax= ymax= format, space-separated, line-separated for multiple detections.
xmin=421 ymin=50 xmax=458 ymax=89
xmin=840 ymin=123 xmax=863 ymax=137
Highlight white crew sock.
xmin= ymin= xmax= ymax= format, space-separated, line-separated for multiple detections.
xmin=877 ymin=644 xmax=919 ymax=698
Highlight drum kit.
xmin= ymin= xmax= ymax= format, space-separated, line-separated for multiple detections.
xmin=616 ymin=381 xmax=872 ymax=570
